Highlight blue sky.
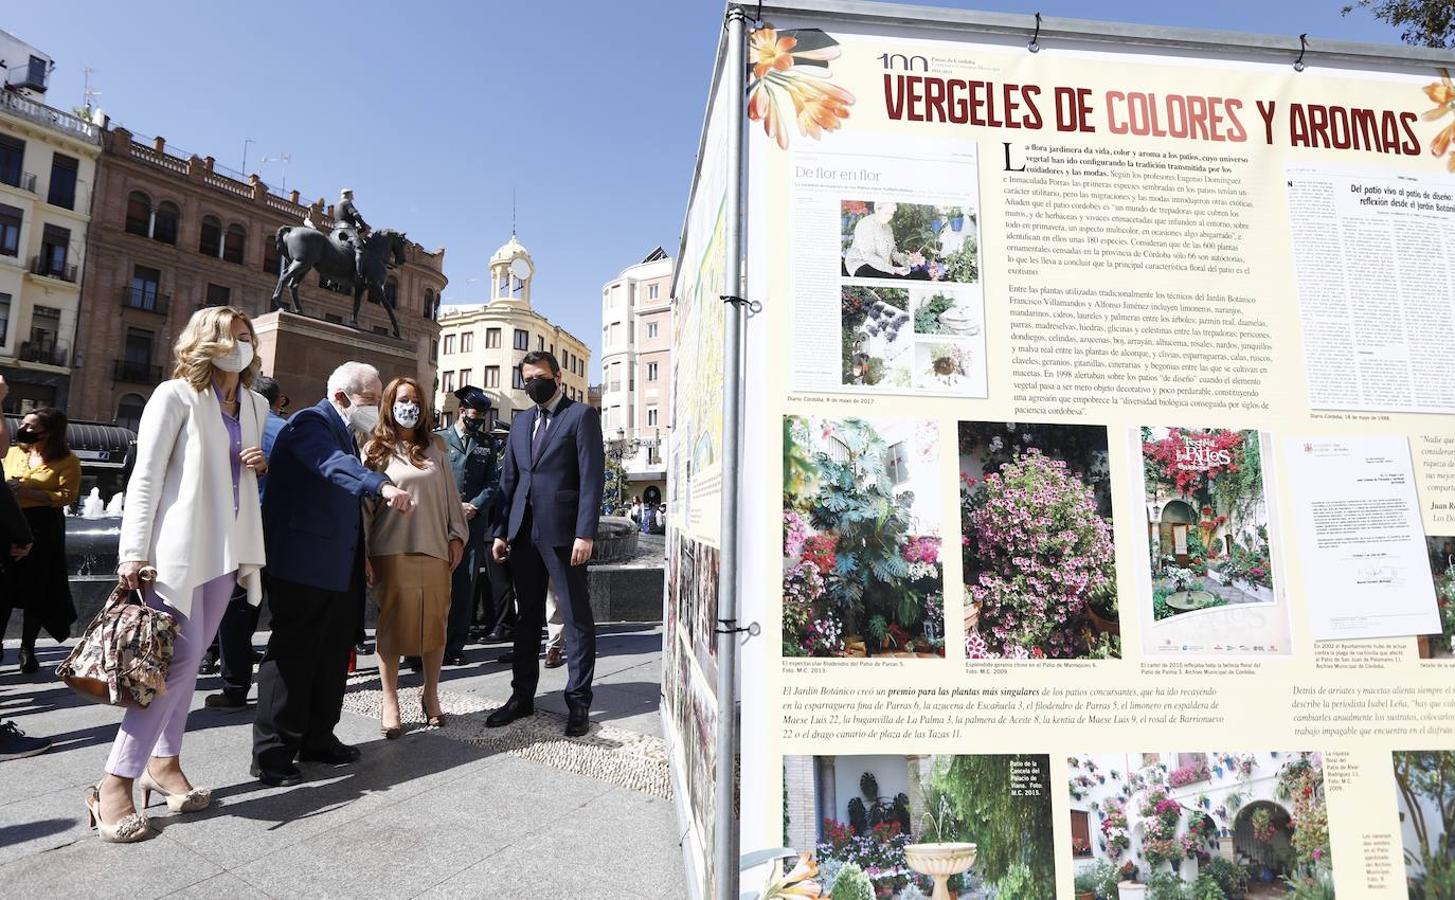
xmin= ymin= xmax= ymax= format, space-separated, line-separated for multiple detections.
xmin=6 ymin=0 xmax=1413 ymax=379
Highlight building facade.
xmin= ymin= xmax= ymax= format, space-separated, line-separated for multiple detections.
xmin=0 ymin=32 xmax=102 ymax=414
xmin=599 ymin=246 xmax=672 ymax=505
xmin=73 ymin=126 xmax=446 ymax=427
xmin=433 ymin=234 xmax=589 ymax=429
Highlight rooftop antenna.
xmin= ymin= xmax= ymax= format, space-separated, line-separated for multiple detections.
xmin=81 ymin=67 xmax=100 ymax=113
xmin=260 ymin=153 xmax=291 ymax=193
xmin=242 ymin=138 xmax=255 ymax=175
xmin=511 ymin=186 xmax=517 ymax=236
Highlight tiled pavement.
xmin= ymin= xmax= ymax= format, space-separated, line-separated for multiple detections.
xmin=0 ymin=623 xmax=683 ymax=899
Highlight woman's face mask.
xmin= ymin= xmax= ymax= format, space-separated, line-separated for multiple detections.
xmin=393 ymin=401 xmax=421 ymax=429
xmin=213 ymin=339 xmax=254 ymax=374
xmin=15 ymin=425 xmax=42 ymax=446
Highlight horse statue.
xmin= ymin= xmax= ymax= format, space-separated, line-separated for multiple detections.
xmin=271 ymin=226 xmax=409 ymax=337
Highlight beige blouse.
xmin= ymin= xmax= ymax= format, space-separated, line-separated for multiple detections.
xmin=364 ymin=440 xmax=469 ymax=561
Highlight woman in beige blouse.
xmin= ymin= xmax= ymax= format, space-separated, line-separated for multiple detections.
xmin=363 ymin=377 xmax=467 ymax=737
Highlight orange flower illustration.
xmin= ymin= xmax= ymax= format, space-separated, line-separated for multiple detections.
xmin=746 ymin=25 xmax=855 ymax=150
xmin=751 ymin=28 xmax=798 ymax=78
xmin=1424 ymin=68 xmax=1455 ymax=171
xmin=762 ymin=851 xmax=823 ymax=898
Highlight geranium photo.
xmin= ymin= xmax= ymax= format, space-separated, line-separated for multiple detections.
xmin=1068 ymin=752 xmax=1333 ymax=898
xmin=782 ymin=753 xmax=1056 ymax=898
xmin=841 ymin=285 xmax=911 ymax=388
xmin=959 ymin=422 xmax=1119 ymax=660
xmin=840 ymin=199 xmax=979 ymax=283
xmin=783 ymin=415 xmax=945 ymax=659
xmin=1140 ymin=427 xmax=1279 ymax=623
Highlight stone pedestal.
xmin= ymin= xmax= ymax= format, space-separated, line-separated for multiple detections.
xmin=251 ymin=310 xmax=427 ymax=407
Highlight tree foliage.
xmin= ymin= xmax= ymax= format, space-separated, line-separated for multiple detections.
xmin=1343 ymin=0 xmax=1455 ymax=48
xmin=924 ymin=755 xmax=1055 ymax=894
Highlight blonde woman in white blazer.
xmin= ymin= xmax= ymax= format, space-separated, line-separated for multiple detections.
xmin=89 ymin=306 xmax=269 ymax=843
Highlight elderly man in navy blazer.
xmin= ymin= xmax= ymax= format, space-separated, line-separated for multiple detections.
xmin=251 ymin=361 xmax=412 ymax=786
xmin=488 ymin=351 xmax=604 ymax=737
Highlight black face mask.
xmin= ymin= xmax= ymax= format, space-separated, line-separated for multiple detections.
xmin=525 ymin=377 xmax=558 ymax=404
xmin=462 ymin=416 xmax=485 ymax=432
xmin=15 ymin=426 xmax=41 ymax=446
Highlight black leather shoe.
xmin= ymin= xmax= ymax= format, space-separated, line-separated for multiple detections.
xmin=485 ymin=696 xmax=535 ymax=728
xmin=442 ymin=652 xmax=467 ymax=667
xmin=298 ymin=742 xmax=362 ymax=765
xmin=494 ymin=652 xmax=515 ymax=664
xmin=251 ymin=762 xmax=303 ymax=787
xmin=17 ymin=648 xmax=39 ymax=674
xmin=565 ymin=706 xmax=590 ymax=737
xmin=484 ymin=627 xmax=512 ymax=643
xmin=204 ymin=692 xmax=249 ymax=711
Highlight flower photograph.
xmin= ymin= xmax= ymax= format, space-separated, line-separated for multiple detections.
xmin=1068 ymin=752 xmax=1333 ymax=899
xmin=840 ymin=199 xmax=980 ymax=283
xmin=783 ymin=415 xmax=945 ymax=659
xmin=959 ymin=422 xmax=1119 ymax=660
xmin=1139 ymin=428 xmax=1278 ymax=623
xmin=842 ymin=285 xmax=912 ymax=388
xmin=782 ymin=753 xmax=1056 ymax=898
xmin=669 ymin=533 xmax=721 ymax=681
xmin=1417 ymin=537 xmax=1455 ymax=660
xmin=914 ymin=341 xmax=984 ymax=396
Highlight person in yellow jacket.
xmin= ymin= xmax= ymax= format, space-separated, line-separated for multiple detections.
xmin=0 ymin=400 xmax=80 ymax=673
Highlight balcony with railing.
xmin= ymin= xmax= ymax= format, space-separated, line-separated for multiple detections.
xmin=1 ymin=171 xmax=39 ymax=193
xmin=0 ymin=89 xmax=100 ymax=144
xmin=120 ymin=285 xmax=170 ymax=315
xmin=19 ymin=340 xmax=69 ymax=367
xmin=113 ymin=359 xmax=163 ymax=385
xmin=28 ymin=255 xmax=78 ymax=283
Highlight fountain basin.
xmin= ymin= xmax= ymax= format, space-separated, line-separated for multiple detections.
xmin=905 ymin=842 xmax=977 ymax=875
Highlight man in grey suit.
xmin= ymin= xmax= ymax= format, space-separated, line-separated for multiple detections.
xmin=487 ymin=351 xmax=604 ymax=737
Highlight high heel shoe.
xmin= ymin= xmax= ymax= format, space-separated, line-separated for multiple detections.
xmin=420 ymin=695 xmax=446 ymax=728
xmin=380 ymin=719 xmax=402 ymax=740
xmin=139 ymin=768 xmax=211 ymax=813
xmin=84 ymin=785 xmax=150 ymax=843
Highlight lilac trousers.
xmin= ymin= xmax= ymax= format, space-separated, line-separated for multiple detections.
xmin=104 ymin=572 xmax=237 ymax=779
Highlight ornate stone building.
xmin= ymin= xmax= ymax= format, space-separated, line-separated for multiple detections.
xmin=0 ymin=31 xmax=103 ymax=413
xmin=433 ymin=235 xmax=590 ymax=428
xmin=72 ymin=125 xmax=446 ymax=427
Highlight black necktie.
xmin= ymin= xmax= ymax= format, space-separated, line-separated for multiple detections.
xmin=530 ymin=408 xmax=549 ymax=464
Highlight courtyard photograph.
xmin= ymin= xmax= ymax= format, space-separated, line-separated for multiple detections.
xmin=783 ymin=415 xmax=945 ymax=659
xmin=1068 ymin=752 xmax=1334 ymax=899
xmin=1139 ymin=427 xmax=1280 ymax=623
xmin=778 ymin=753 xmax=1056 ymax=898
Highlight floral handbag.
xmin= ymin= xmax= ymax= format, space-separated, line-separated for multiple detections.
xmin=56 ymin=573 xmax=178 ymax=708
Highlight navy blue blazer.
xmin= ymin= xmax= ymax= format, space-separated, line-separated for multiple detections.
xmin=261 ymin=399 xmax=389 ymax=592
xmin=494 ymin=395 xmax=604 ymax=548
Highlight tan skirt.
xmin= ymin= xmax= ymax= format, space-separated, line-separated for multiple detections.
xmin=371 ymin=553 xmax=451 ymax=658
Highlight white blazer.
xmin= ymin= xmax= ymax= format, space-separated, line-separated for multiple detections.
xmin=118 ymin=378 xmax=268 ymax=617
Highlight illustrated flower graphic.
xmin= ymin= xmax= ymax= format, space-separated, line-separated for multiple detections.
xmin=1424 ymin=68 xmax=1455 ymax=171
xmin=750 ymin=28 xmax=799 ymax=78
xmin=747 ymin=25 xmax=855 ymax=150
